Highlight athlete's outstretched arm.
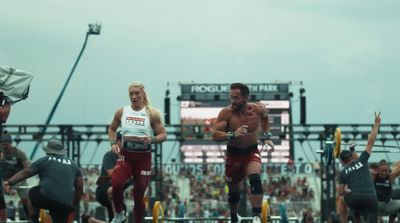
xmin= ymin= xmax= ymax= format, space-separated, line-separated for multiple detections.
xmin=256 ymin=102 xmax=270 ymax=132
xmin=365 ymin=112 xmax=381 ymax=154
xmin=108 ymin=108 xmax=123 ymax=154
xmin=370 ymin=169 xmax=377 ymax=181
xmin=72 ymin=175 xmax=84 ymax=207
xmin=390 ymin=166 xmax=400 ymax=181
xmin=390 ymin=161 xmax=400 ymax=181
xmin=4 ymin=167 xmax=36 ymax=186
xmin=212 ymin=108 xmax=229 ymax=142
xmin=337 ymin=184 xmax=346 ymax=196
xmin=108 ymin=108 xmax=122 ymax=141
xmin=152 ymin=114 xmax=167 ymax=143
xmin=18 ymin=149 xmax=31 ymax=168
xmin=257 ymin=103 xmax=275 ymax=152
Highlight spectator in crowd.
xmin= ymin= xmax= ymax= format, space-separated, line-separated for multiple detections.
xmin=302 ymin=208 xmax=314 ymax=223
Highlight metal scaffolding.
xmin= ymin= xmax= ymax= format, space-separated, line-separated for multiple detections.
xmin=2 ymin=123 xmax=400 ymax=220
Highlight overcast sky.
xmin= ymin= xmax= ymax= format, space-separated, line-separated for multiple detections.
xmin=1 ymin=0 xmax=399 ymax=163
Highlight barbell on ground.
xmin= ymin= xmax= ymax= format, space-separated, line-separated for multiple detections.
xmin=146 ymin=200 xmax=272 ymax=223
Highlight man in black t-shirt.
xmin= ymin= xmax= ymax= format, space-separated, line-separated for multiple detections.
xmin=3 ymin=138 xmax=83 ymax=223
xmin=338 ymin=112 xmax=381 ymax=223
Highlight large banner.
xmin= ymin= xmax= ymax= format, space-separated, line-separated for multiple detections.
xmin=163 ymin=162 xmax=319 ymax=176
xmin=181 ymin=83 xmax=289 ymax=95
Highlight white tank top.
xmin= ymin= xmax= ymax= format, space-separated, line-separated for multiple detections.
xmin=121 ymin=106 xmax=154 ymax=137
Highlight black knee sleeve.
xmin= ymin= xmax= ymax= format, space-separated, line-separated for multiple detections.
xmin=249 ymin=174 xmax=263 ymax=194
xmin=0 ymin=195 xmax=5 ymax=209
xmin=228 ymin=192 xmax=240 ymax=204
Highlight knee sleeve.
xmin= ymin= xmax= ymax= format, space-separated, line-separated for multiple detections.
xmin=228 ymin=192 xmax=240 ymax=204
xmin=0 ymin=195 xmax=5 ymax=209
xmin=249 ymin=174 xmax=263 ymax=194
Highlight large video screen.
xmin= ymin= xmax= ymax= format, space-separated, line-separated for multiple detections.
xmin=180 ymin=100 xmax=292 ymax=163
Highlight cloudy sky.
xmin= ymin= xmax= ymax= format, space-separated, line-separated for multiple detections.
xmin=1 ymin=0 xmax=399 ymax=162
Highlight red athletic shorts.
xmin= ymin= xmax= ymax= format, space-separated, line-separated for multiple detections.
xmin=225 ymin=144 xmax=261 ymax=184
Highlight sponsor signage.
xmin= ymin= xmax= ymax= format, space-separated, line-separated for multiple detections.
xmin=181 ymin=83 xmax=289 ymax=95
xmin=163 ymin=162 xmax=318 ymax=176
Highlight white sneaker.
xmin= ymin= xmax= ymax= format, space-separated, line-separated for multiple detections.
xmin=111 ymin=211 xmax=126 ymax=223
xmin=252 ymin=215 xmax=261 ymax=223
xmin=230 ymin=213 xmax=242 ymax=223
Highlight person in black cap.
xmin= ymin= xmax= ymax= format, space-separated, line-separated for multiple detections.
xmin=336 ymin=141 xmax=361 ymax=223
xmin=2 ymin=138 xmax=83 ymax=223
xmin=0 ymin=132 xmax=31 ymax=220
xmin=338 ymin=112 xmax=381 ymax=223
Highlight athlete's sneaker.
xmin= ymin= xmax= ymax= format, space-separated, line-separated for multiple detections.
xmin=230 ymin=213 xmax=242 ymax=223
xmin=252 ymin=215 xmax=261 ymax=223
xmin=111 ymin=211 xmax=126 ymax=223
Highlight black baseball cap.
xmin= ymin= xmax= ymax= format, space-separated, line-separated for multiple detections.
xmin=340 ymin=150 xmax=353 ymax=161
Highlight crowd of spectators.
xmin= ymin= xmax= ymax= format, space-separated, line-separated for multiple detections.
xmin=3 ymin=165 xmax=317 ymax=221
xmin=159 ymin=166 xmax=317 ymax=220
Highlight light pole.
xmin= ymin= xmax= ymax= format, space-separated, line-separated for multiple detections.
xmin=30 ymin=23 xmax=101 ymax=159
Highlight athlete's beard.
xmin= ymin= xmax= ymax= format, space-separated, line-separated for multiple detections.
xmin=232 ymin=103 xmax=244 ymax=112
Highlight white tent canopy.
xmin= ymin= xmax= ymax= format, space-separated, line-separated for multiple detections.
xmin=0 ymin=65 xmax=33 ymax=105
